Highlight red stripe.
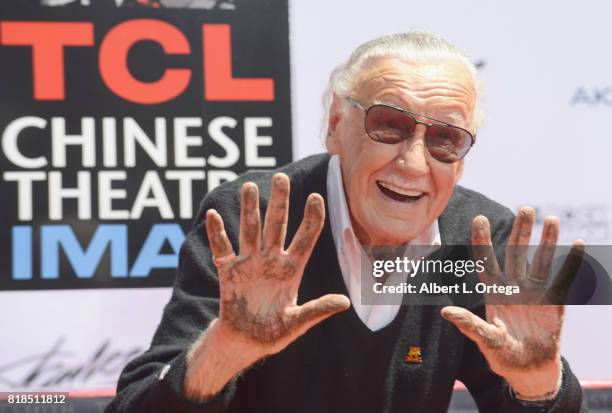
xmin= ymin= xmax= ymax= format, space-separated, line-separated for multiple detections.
xmin=68 ymin=389 xmax=117 ymax=398
xmin=3 ymin=381 xmax=612 ymax=401
xmin=453 ymin=380 xmax=612 ymax=391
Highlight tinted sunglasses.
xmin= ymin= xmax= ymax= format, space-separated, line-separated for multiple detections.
xmin=344 ymin=96 xmax=476 ymax=163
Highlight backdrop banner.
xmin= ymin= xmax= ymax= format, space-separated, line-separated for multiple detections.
xmin=0 ymin=0 xmax=290 ymax=391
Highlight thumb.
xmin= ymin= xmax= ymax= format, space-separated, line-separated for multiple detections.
xmin=292 ymin=294 xmax=351 ymax=334
xmin=441 ymin=306 xmax=499 ymax=348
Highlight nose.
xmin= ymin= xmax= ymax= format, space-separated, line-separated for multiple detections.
xmin=395 ymin=124 xmax=430 ymax=176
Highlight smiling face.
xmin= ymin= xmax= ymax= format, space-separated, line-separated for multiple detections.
xmin=326 ymin=57 xmax=477 ymax=245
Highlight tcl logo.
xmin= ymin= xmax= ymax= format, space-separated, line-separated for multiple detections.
xmin=0 ymin=20 xmax=274 ymax=104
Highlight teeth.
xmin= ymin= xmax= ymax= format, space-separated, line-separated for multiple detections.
xmin=378 ymin=180 xmax=424 ymax=197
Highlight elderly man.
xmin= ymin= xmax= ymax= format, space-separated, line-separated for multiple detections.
xmin=106 ymin=32 xmax=584 ymax=412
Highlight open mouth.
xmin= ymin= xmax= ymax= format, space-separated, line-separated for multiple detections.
xmin=376 ymin=180 xmax=425 ymax=203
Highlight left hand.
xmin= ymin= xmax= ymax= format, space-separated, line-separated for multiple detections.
xmin=441 ymin=207 xmax=585 ymax=400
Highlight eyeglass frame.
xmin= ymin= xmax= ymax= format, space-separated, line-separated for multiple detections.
xmin=343 ymin=95 xmax=477 ymax=161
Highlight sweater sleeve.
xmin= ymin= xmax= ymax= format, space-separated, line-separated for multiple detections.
xmin=105 ymin=185 xmax=244 ymax=413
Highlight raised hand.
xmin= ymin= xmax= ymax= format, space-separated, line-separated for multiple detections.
xmin=184 ymin=174 xmax=350 ymax=401
xmin=205 ymin=173 xmax=350 ymax=355
xmin=441 ymin=207 xmax=585 ymax=400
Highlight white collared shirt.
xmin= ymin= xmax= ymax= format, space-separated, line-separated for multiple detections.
xmin=326 ymin=155 xmax=441 ymax=331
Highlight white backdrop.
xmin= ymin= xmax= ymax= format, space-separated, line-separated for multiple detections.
xmin=0 ymin=0 xmax=610 ymax=393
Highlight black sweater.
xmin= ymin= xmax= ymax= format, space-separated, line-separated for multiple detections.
xmin=106 ymin=154 xmax=585 ymax=413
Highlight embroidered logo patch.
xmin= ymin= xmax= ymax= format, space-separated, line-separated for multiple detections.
xmin=404 ymin=346 xmax=423 ymax=363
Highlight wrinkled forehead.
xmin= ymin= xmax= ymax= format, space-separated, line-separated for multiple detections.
xmin=351 ymin=56 xmax=477 ymax=127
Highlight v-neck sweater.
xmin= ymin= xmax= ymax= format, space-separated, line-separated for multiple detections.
xmin=106 ymin=153 xmax=584 ymax=413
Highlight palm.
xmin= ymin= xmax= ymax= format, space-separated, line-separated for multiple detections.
xmin=480 ymin=304 xmax=562 ymax=371
xmin=218 ymin=252 xmax=306 ymax=345
xmin=205 ymin=174 xmax=350 ymax=352
xmin=442 ymin=208 xmax=584 ymax=397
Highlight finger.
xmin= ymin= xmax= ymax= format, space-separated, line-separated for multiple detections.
xmin=239 ymin=182 xmax=261 ymax=255
xmin=528 ymin=216 xmax=560 ymax=285
xmin=263 ymin=173 xmax=290 ymax=252
xmin=545 ymin=240 xmax=585 ymax=304
xmin=286 ymin=193 xmax=325 ymax=260
xmin=441 ymin=306 xmax=502 ymax=349
xmin=471 ymin=216 xmax=503 ymax=285
xmin=505 ymin=207 xmax=535 ymax=280
xmin=290 ymin=294 xmax=351 ymax=334
xmin=205 ymin=209 xmax=235 ymax=264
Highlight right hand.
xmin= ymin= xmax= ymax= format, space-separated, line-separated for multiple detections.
xmin=205 ymin=173 xmax=351 ymax=357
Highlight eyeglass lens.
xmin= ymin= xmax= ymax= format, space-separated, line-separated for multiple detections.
xmin=364 ymin=105 xmax=472 ymax=163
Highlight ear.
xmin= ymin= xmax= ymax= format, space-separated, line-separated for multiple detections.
xmin=325 ymin=94 xmax=344 ymax=154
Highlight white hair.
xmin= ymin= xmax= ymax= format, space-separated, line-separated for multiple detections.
xmin=323 ymin=31 xmax=483 ymax=134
